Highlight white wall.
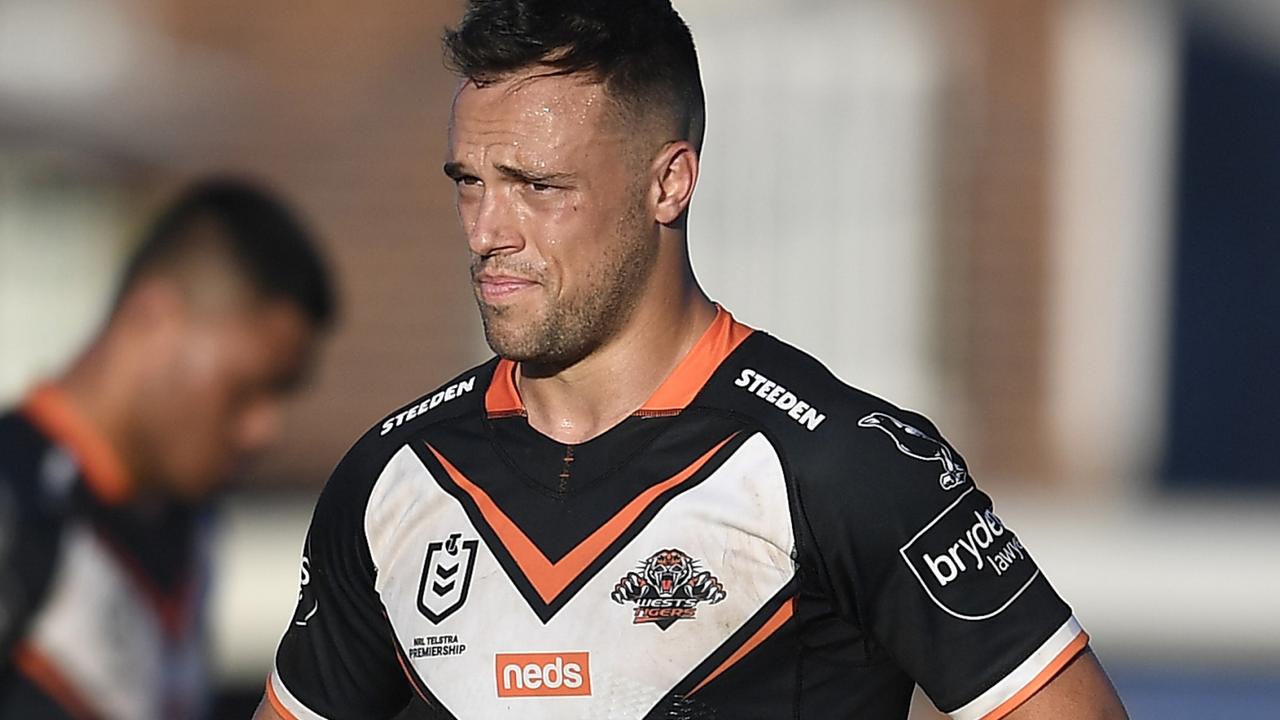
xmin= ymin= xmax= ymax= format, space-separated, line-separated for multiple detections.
xmin=681 ymin=0 xmax=948 ymax=414
xmin=0 ymin=155 xmax=130 ymax=404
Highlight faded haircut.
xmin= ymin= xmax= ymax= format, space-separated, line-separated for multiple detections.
xmin=443 ymin=0 xmax=706 ymax=149
xmin=116 ymin=177 xmax=336 ymax=328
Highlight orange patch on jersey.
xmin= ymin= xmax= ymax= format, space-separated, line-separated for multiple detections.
xmin=427 ymin=433 xmax=738 ymax=604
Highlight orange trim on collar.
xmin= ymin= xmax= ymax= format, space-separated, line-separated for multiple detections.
xmin=483 ymin=306 xmax=754 ymax=418
xmin=20 ymin=383 xmax=133 ymax=505
xmin=484 ymin=358 xmax=524 ymax=418
xmin=640 ymin=307 xmax=754 ymax=413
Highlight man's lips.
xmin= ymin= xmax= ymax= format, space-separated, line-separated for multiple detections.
xmin=475 ymin=274 xmax=538 ymax=301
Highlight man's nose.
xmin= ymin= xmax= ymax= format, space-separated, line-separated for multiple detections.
xmin=468 ymin=188 xmax=524 ymax=257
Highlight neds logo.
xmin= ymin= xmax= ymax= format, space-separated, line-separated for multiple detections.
xmin=495 ymin=652 xmax=591 ymax=698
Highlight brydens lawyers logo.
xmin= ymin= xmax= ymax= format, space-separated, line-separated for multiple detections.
xmin=496 ymin=652 xmax=591 ymax=698
xmin=899 ymin=488 xmax=1040 ymax=621
xmin=418 ymin=533 xmax=479 ymax=624
xmin=611 ymin=548 xmax=726 ymax=630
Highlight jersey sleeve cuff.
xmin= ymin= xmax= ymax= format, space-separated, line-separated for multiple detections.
xmin=267 ymin=668 xmax=330 ymax=720
xmin=946 ymin=616 xmax=1089 ymax=720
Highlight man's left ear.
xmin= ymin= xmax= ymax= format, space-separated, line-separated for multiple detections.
xmin=652 ymin=140 xmax=700 ymax=226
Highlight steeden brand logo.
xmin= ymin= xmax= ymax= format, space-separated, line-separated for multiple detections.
xmin=379 ymin=376 xmax=477 ymax=435
xmin=495 ymin=652 xmax=592 ymax=698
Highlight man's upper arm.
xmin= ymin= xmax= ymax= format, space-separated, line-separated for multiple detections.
xmin=267 ymin=442 xmax=411 ymax=720
xmin=1005 ymin=648 xmax=1128 ymax=720
xmin=801 ymin=405 xmax=1125 ymax=718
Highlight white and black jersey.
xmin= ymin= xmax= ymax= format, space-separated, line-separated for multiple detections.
xmin=269 ymin=308 xmax=1086 ymax=719
xmin=0 ymin=386 xmax=209 ymax=720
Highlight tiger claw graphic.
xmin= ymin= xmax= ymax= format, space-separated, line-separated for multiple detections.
xmin=687 ymin=571 xmax=726 ymax=604
xmin=611 ymin=572 xmax=647 ymax=603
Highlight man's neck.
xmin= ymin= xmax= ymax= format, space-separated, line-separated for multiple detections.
xmin=516 ymin=290 xmax=717 ymax=444
xmin=57 ymin=336 xmax=141 ymax=485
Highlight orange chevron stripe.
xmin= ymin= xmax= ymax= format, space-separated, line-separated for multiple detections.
xmin=686 ymin=597 xmax=795 ymax=696
xmin=427 ymin=433 xmax=738 ymax=604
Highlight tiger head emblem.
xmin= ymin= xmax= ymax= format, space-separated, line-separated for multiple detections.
xmin=644 ymin=549 xmax=695 ymax=598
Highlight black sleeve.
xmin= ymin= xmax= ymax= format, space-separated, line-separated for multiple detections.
xmin=801 ymin=408 xmax=1084 ymax=717
xmin=270 ymin=444 xmax=411 ymax=720
xmin=0 ymin=464 xmax=65 ymax=669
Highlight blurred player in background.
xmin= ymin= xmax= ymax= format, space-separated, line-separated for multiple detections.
xmin=258 ymin=1 xmax=1127 ymax=718
xmin=0 ymin=178 xmax=335 ymax=719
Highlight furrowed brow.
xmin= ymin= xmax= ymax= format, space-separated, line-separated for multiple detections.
xmin=495 ymin=164 xmax=575 ymax=185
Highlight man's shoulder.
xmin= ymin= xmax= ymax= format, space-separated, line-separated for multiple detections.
xmin=370 ymin=358 xmax=497 ymax=440
xmin=703 ymin=330 xmax=967 ymax=493
xmin=704 ymin=330 xmax=929 ymax=438
xmin=0 ymin=408 xmax=74 ymax=660
xmin=326 ymin=358 xmax=498 ymax=490
xmin=0 ymin=409 xmax=69 ymax=501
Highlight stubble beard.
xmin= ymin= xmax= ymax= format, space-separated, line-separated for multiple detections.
xmin=473 ymin=198 xmax=657 ymax=370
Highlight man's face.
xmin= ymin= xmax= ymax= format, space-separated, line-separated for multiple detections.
xmin=446 ymin=71 xmax=659 ymax=367
xmin=137 ymin=297 xmax=317 ymax=501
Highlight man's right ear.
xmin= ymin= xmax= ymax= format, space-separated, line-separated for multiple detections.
xmin=651 ymin=140 xmax=700 ymax=226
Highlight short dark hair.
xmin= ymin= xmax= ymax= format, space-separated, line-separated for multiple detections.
xmin=443 ymin=0 xmax=706 ymax=148
xmin=118 ymin=177 xmax=336 ymax=328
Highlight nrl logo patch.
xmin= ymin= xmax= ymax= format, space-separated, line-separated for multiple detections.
xmin=611 ymin=549 xmax=726 ymax=630
xmin=858 ymin=412 xmax=969 ymax=491
xmin=417 ymin=533 xmax=479 ymax=624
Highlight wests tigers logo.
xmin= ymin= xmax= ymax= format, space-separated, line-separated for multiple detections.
xmin=611 ymin=549 xmax=726 ymax=630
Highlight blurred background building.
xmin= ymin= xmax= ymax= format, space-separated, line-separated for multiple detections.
xmin=1 ymin=0 xmax=1277 ymax=717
